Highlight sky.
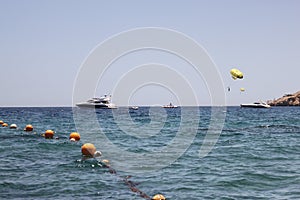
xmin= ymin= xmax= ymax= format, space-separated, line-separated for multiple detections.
xmin=0 ymin=0 xmax=299 ymax=106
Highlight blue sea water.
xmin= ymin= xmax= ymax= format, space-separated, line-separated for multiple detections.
xmin=0 ymin=107 xmax=299 ymax=199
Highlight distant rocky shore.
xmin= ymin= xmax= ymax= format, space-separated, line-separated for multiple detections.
xmin=268 ymin=91 xmax=300 ymax=106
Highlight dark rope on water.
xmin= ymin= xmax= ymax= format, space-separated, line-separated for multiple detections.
xmin=99 ymin=161 xmax=151 ymax=199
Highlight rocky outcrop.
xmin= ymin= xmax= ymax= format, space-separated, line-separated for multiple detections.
xmin=268 ymin=91 xmax=300 ymax=106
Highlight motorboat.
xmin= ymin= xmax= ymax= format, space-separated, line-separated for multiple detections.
xmin=162 ymin=102 xmax=178 ymax=108
xmin=129 ymin=106 xmax=139 ymax=110
xmin=76 ymin=95 xmax=117 ymax=109
xmin=240 ymin=101 xmax=271 ymax=108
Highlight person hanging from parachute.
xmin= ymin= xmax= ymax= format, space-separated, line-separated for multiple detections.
xmin=227 ymin=68 xmax=244 ymax=92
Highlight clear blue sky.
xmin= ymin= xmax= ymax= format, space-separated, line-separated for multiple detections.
xmin=0 ymin=0 xmax=299 ymax=106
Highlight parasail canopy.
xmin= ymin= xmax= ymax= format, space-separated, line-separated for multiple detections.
xmin=230 ymin=68 xmax=243 ymax=80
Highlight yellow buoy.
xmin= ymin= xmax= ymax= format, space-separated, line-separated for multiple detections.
xmin=24 ymin=124 xmax=34 ymax=131
xmin=44 ymin=130 xmax=54 ymax=139
xmin=81 ymin=143 xmax=96 ymax=157
xmin=2 ymin=123 xmax=8 ymax=127
xmin=152 ymin=194 xmax=166 ymax=200
xmin=10 ymin=124 xmax=17 ymax=129
xmin=69 ymin=132 xmax=80 ymax=141
xmin=0 ymin=120 xmax=4 ymax=125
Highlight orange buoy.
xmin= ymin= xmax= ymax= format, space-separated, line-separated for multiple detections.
xmin=0 ymin=120 xmax=4 ymax=125
xmin=10 ymin=124 xmax=17 ymax=129
xmin=152 ymin=194 xmax=166 ymax=200
xmin=2 ymin=123 xmax=8 ymax=127
xmin=44 ymin=130 xmax=54 ymax=139
xmin=24 ymin=124 xmax=33 ymax=131
xmin=81 ymin=143 xmax=96 ymax=157
xmin=69 ymin=132 xmax=80 ymax=141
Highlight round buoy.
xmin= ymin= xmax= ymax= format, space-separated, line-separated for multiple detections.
xmin=0 ymin=120 xmax=4 ymax=125
xmin=2 ymin=123 xmax=8 ymax=127
xmin=10 ymin=124 xmax=17 ymax=129
xmin=69 ymin=132 xmax=80 ymax=141
xmin=24 ymin=124 xmax=33 ymax=131
xmin=94 ymin=151 xmax=102 ymax=157
xmin=152 ymin=194 xmax=166 ymax=200
xmin=102 ymin=159 xmax=110 ymax=165
xmin=102 ymin=159 xmax=110 ymax=164
xmin=44 ymin=130 xmax=54 ymax=139
xmin=81 ymin=143 xmax=96 ymax=157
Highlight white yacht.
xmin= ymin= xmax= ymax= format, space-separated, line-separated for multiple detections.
xmin=162 ymin=102 xmax=178 ymax=108
xmin=76 ymin=95 xmax=117 ymax=109
xmin=240 ymin=101 xmax=271 ymax=108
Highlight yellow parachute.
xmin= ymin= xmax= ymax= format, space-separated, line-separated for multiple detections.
xmin=230 ymin=68 xmax=243 ymax=80
xmin=240 ymin=87 xmax=245 ymax=92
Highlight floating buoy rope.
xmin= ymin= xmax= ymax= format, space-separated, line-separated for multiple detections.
xmin=0 ymin=119 xmax=166 ymax=199
xmin=80 ymin=143 xmax=154 ymax=199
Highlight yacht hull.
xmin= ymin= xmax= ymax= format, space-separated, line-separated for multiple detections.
xmin=240 ymin=104 xmax=270 ymax=108
xmin=76 ymin=103 xmax=117 ymax=109
xmin=76 ymin=95 xmax=117 ymax=109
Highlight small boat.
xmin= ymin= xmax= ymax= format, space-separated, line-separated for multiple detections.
xmin=240 ymin=101 xmax=271 ymax=108
xmin=162 ymin=102 xmax=178 ymax=108
xmin=129 ymin=106 xmax=139 ymax=110
xmin=76 ymin=95 xmax=117 ymax=109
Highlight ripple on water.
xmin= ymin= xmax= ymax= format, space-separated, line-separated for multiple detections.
xmin=0 ymin=107 xmax=300 ymax=199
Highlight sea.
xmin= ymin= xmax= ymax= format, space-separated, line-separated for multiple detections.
xmin=0 ymin=106 xmax=299 ymax=200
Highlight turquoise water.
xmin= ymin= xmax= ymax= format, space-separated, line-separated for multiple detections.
xmin=0 ymin=107 xmax=299 ymax=199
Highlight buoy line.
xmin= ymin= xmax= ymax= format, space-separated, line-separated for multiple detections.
xmin=0 ymin=120 xmax=166 ymax=199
